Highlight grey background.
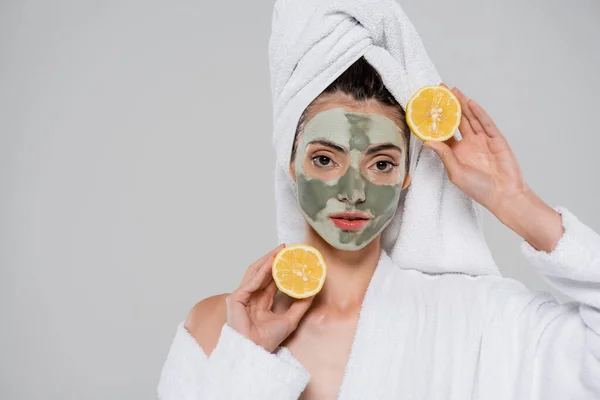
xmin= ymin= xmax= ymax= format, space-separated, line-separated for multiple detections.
xmin=1 ymin=0 xmax=599 ymax=398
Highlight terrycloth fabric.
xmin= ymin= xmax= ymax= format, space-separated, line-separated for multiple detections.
xmin=157 ymin=0 xmax=600 ymax=398
xmin=270 ymin=0 xmax=499 ymax=276
xmin=157 ymin=206 xmax=600 ymax=399
xmin=157 ymin=322 xmax=310 ymax=399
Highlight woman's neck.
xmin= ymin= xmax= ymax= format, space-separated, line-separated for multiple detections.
xmin=304 ymin=226 xmax=381 ymax=312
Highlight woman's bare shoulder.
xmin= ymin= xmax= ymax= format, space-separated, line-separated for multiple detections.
xmin=184 ymin=293 xmax=230 ymax=356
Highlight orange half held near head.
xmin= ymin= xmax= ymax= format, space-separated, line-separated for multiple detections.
xmin=406 ymin=85 xmax=462 ymax=142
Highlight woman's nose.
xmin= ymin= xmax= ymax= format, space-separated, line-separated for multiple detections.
xmin=336 ymin=167 xmax=366 ymax=204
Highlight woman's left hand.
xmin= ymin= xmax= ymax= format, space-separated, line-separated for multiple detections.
xmin=423 ymin=85 xmax=530 ymax=213
xmin=424 ymin=85 xmax=565 ymax=253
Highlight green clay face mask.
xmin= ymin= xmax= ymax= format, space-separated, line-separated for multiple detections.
xmin=294 ymin=107 xmax=408 ymax=251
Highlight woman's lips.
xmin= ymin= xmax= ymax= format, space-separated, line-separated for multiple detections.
xmin=329 ymin=212 xmax=371 ymax=231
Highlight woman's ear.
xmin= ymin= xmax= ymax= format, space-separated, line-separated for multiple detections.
xmin=289 ymin=162 xmax=296 ymax=182
xmin=401 ymin=173 xmax=411 ymax=190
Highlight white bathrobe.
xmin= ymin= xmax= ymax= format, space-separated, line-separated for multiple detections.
xmin=158 ymin=0 xmax=600 ymax=397
xmin=157 ymin=205 xmax=600 ymax=399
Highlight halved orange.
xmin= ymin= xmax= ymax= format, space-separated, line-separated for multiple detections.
xmin=406 ymin=85 xmax=462 ymax=141
xmin=272 ymin=244 xmax=327 ymax=299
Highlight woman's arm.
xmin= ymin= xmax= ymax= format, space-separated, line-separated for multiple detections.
xmin=500 ymin=205 xmax=600 ymax=397
xmin=493 ymin=188 xmax=564 ymax=253
xmin=157 ymin=295 xmax=310 ymax=400
xmin=157 ymin=244 xmax=314 ymax=399
xmin=426 ymin=85 xmax=600 ymax=396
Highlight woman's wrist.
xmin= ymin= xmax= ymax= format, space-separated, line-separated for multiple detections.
xmin=491 ymin=188 xmax=564 ymax=253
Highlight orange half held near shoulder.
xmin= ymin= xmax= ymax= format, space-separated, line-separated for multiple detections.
xmin=272 ymin=244 xmax=327 ymax=299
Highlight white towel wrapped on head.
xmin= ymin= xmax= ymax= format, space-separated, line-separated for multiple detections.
xmin=269 ymin=0 xmax=500 ymax=276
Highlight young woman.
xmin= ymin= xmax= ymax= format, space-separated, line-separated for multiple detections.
xmin=157 ymin=57 xmax=600 ymax=399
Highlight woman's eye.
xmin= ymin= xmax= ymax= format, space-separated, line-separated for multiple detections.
xmin=313 ymin=155 xmax=333 ymax=167
xmin=374 ymin=161 xmax=395 ymax=173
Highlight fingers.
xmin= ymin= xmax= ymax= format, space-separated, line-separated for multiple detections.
xmin=451 ymin=87 xmax=486 ymax=136
xmin=284 ymin=296 xmax=315 ymax=332
xmin=258 ymin=280 xmax=278 ymax=310
xmin=457 ymin=116 xmax=473 ymax=139
xmin=264 ymin=280 xmax=278 ymax=300
xmin=234 ymin=244 xmax=283 ymax=306
xmin=237 ymin=251 xmax=278 ymax=305
xmin=423 ymin=140 xmax=463 ymax=183
xmin=445 ymin=136 xmax=459 ymax=147
xmin=240 ymin=244 xmax=284 ymax=286
xmin=452 ymin=87 xmax=502 ymax=139
xmin=452 ymin=87 xmax=481 ymax=137
xmin=449 ymin=89 xmax=475 ymax=138
xmin=467 ymin=99 xmax=502 ymax=138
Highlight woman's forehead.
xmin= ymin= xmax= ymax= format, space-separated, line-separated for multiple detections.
xmin=301 ymin=107 xmax=407 ymax=151
xmin=305 ymin=92 xmax=405 ymax=127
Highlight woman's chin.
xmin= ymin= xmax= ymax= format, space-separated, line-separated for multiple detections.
xmin=319 ymin=231 xmax=376 ymax=252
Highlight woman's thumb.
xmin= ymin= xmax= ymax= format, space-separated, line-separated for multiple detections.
xmin=423 ymin=140 xmax=461 ymax=181
xmin=284 ymin=297 xmax=314 ymax=332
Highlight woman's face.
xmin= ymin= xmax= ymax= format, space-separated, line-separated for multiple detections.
xmin=291 ymin=100 xmax=410 ymax=251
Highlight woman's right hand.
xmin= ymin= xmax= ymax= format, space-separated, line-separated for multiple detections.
xmin=225 ymin=244 xmax=315 ymax=353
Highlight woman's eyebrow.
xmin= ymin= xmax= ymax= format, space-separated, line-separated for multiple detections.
xmin=365 ymin=143 xmax=402 ymax=156
xmin=308 ymin=139 xmax=348 ymax=154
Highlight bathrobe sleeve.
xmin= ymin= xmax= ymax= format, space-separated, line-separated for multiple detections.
xmin=507 ymin=205 xmax=600 ymax=398
xmin=157 ymin=322 xmax=310 ymax=399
